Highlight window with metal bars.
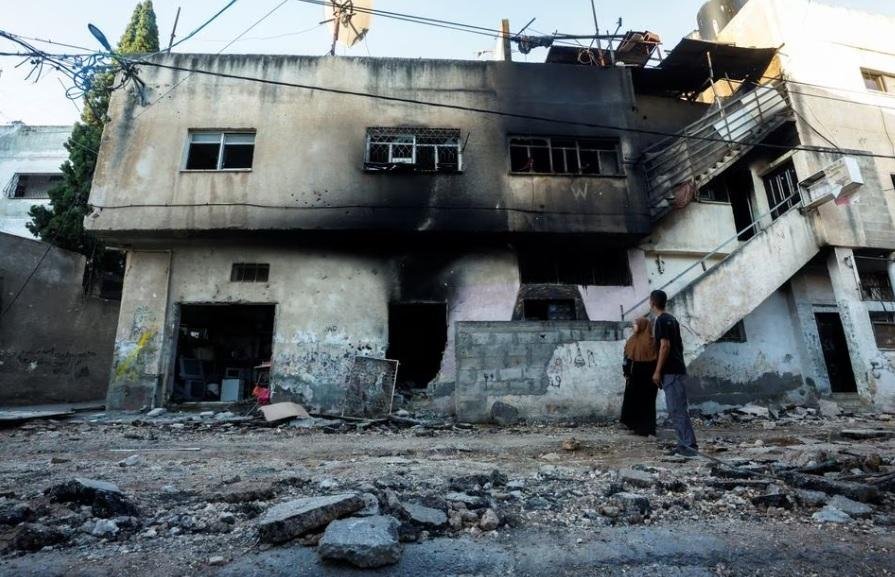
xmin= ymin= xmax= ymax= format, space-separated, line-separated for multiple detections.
xmin=762 ymin=160 xmax=801 ymax=220
xmin=230 ymin=263 xmax=269 ymax=283
xmin=364 ymin=127 xmax=462 ymax=173
xmin=3 ymin=173 xmax=62 ymax=199
xmin=508 ymin=136 xmax=622 ymax=176
xmin=870 ymin=311 xmax=895 ymax=350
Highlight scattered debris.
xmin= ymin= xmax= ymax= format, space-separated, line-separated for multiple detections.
xmin=562 ymin=437 xmax=581 ymax=452
xmin=490 ymin=401 xmax=520 ymax=426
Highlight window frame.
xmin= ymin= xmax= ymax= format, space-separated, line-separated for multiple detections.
xmin=508 ymin=136 xmax=623 ymax=177
xmin=183 ymin=130 xmax=256 ymax=172
xmin=3 ymin=172 xmax=63 ymax=199
xmin=862 ymin=69 xmax=894 ymax=93
xmin=717 ymin=320 xmax=748 ymax=343
xmin=230 ymin=263 xmax=270 ymax=283
xmin=762 ymin=160 xmax=801 ymax=220
xmin=364 ymin=127 xmax=463 ymax=174
xmin=869 ymin=311 xmax=895 ymax=350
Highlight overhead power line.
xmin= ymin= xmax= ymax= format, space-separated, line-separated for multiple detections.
xmin=132 ymin=59 xmax=895 ymax=161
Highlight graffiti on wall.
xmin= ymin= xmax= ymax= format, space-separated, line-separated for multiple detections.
xmin=112 ymin=305 xmax=160 ymax=383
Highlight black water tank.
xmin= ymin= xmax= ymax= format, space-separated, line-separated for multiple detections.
xmin=698 ymin=0 xmax=751 ymax=41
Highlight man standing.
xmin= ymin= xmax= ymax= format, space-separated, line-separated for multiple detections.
xmin=650 ymin=290 xmax=698 ymax=456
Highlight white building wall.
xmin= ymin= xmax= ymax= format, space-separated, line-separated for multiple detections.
xmin=0 ymin=123 xmax=70 ymax=238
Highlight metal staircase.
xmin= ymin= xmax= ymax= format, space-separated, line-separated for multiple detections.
xmin=641 ymin=79 xmax=792 ymax=222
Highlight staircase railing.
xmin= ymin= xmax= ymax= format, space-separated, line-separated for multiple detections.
xmin=641 ymin=79 xmax=791 ymax=217
xmin=622 ymin=192 xmax=803 ymax=320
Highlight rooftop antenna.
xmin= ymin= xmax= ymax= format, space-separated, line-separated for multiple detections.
xmin=322 ymin=0 xmax=373 ymax=56
xmin=589 ymin=0 xmax=602 ymax=52
xmin=167 ymin=7 xmax=182 ymax=52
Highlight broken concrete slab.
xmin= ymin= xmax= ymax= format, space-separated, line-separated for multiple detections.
xmin=357 ymin=493 xmax=380 ymax=517
xmin=826 ymin=495 xmax=873 ymax=519
xmin=794 ymin=489 xmax=829 ymax=507
xmin=619 ymin=469 xmax=655 ymax=489
xmin=257 ymin=493 xmax=364 ymax=544
xmin=6 ymin=523 xmax=67 ymax=552
xmin=610 ymin=492 xmax=651 ymax=516
xmin=478 ymin=508 xmax=500 ymax=531
xmin=443 ymin=492 xmax=488 ymax=509
xmin=816 ymin=399 xmax=841 ymax=418
xmin=0 ymin=409 xmax=74 ymax=426
xmin=812 ymin=506 xmax=853 ymax=524
xmin=490 ymin=401 xmax=520 ymax=426
xmin=751 ymin=493 xmax=793 ymax=509
xmin=318 ymin=515 xmax=402 ymax=568
xmin=0 ymin=501 xmax=33 ymax=526
xmin=779 ymin=472 xmax=880 ymax=503
xmin=400 ymin=502 xmax=448 ymax=529
xmin=47 ymin=478 xmax=139 ymax=518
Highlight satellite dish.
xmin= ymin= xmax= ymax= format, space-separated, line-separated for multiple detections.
xmin=323 ymin=0 xmax=372 ymax=53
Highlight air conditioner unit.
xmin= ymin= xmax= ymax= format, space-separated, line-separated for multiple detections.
xmin=800 ymin=156 xmax=864 ymax=210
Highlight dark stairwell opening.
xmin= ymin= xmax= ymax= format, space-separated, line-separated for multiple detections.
xmin=387 ymin=302 xmax=448 ymax=391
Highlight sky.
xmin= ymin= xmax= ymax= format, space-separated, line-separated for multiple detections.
xmin=1 ymin=0 xmax=894 ymax=125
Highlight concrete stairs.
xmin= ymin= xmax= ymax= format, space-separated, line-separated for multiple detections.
xmin=664 ymin=208 xmax=822 ymax=362
xmin=641 ymin=80 xmax=792 ymax=222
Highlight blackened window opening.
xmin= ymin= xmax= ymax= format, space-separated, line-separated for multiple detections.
xmin=763 ymin=160 xmax=801 ymax=220
xmin=231 ymin=263 xmax=270 ymax=283
xmin=509 ymin=136 xmax=621 ymax=176
xmin=519 ymin=247 xmax=631 ymax=286
xmin=365 ymin=127 xmax=462 ymax=173
xmin=523 ymin=299 xmax=576 ymax=321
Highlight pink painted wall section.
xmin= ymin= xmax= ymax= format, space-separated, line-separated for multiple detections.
xmin=579 ymin=249 xmax=651 ymax=322
xmin=437 ymin=251 xmax=520 ymax=385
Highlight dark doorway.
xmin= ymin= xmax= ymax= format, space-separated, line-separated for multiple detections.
xmin=730 ymin=190 xmax=755 ymax=241
xmin=815 ymin=313 xmax=858 ymax=393
xmin=387 ymin=302 xmax=447 ymax=391
xmin=172 ymin=304 xmax=275 ymax=402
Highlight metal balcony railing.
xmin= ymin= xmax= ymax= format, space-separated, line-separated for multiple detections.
xmin=640 ymin=79 xmax=792 ymax=221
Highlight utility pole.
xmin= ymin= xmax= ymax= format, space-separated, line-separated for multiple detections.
xmin=496 ymin=18 xmax=512 ymax=62
xmin=590 ymin=0 xmax=602 ymax=52
xmin=167 ymin=6 xmax=181 ymax=51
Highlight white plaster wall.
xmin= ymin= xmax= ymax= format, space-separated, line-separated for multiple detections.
xmin=692 ymin=291 xmax=803 ymax=384
xmin=0 ymin=124 xmax=70 ymax=238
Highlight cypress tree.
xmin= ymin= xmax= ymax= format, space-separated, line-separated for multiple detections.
xmin=28 ymin=1 xmax=159 ymax=260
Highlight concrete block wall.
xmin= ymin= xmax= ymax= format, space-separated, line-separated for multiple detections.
xmin=455 ymin=321 xmax=625 ymax=423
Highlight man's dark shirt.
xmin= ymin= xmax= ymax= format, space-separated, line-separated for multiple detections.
xmin=654 ymin=312 xmax=687 ymax=376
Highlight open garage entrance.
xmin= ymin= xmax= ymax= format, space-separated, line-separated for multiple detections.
xmin=171 ymin=304 xmax=275 ymax=403
xmin=387 ymin=302 xmax=448 ymax=392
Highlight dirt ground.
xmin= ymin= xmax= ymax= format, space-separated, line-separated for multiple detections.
xmin=0 ymin=407 xmax=894 ymax=577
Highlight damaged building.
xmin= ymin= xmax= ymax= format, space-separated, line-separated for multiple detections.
xmin=88 ymin=0 xmax=895 ymax=421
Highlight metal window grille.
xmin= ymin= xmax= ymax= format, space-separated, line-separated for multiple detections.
xmin=230 ymin=263 xmax=270 ymax=283
xmin=3 ymin=173 xmax=62 ymax=199
xmin=508 ymin=136 xmax=621 ymax=176
xmin=364 ymin=127 xmax=462 ymax=173
xmin=870 ymin=312 xmax=895 ymax=350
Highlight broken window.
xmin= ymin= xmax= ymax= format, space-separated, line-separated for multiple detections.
xmin=185 ymin=131 xmax=255 ymax=170
xmin=364 ymin=127 xmax=462 ymax=173
xmin=523 ymin=299 xmax=577 ymax=321
xmin=862 ymin=69 xmax=894 ymax=93
xmin=3 ymin=173 xmax=62 ymax=199
xmin=231 ymin=263 xmax=270 ymax=282
xmin=717 ymin=320 xmax=747 ymax=343
xmin=698 ymin=180 xmax=731 ymax=203
xmin=870 ymin=312 xmax=895 ymax=350
xmin=387 ymin=303 xmax=447 ymax=391
xmin=763 ymin=160 xmax=801 ymax=220
xmin=518 ymin=246 xmax=631 ymax=286
xmin=855 ymin=251 xmax=894 ymax=301
xmin=509 ymin=136 xmax=622 ymax=176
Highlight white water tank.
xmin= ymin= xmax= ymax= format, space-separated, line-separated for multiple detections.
xmin=697 ymin=0 xmax=751 ymax=41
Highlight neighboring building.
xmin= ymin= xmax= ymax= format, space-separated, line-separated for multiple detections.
xmin=0 ymin=123 xmax=70 ymax=238
xmin=88 ymin=0 xmax=895 ymax=418
xmin=0 ymin=233 xmax=119 ymax=405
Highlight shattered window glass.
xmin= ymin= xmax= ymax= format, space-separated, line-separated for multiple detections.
xmin=508 ymin=137 xmax=621 ymax=176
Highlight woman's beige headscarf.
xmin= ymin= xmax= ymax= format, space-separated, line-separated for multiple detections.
xmin=624 ymin=317 xmax=657 ymax=362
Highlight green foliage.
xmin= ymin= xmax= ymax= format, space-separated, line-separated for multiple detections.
xmin=28 ymin=1 xmax=159 ymax=257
